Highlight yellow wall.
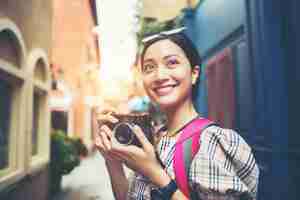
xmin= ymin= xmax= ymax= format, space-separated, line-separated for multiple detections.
xmin=0 ymin=0 xmax=52 ymax=57
xmin=51 ymin=0 xmax=99 ymax=146
xmin=0 ymin=0 xmax=52 ymax=197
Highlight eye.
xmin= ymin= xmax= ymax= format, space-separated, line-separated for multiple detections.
xmin=142 ymin=63 xmax=156 ymax=74
xmin=166 ymin=58 xmax=179 ymax=67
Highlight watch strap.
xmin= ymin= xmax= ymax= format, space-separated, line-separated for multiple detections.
xmin=151 ymin=179 xmax=178 ymax=199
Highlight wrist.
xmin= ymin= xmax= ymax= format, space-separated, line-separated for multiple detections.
xmin=151 ymin=179 xmax=178 ymax=200
xmin=105 ymin=159 xmax=123 ymax=170
xmin=150 ymin=167 xmax=171 ymax=187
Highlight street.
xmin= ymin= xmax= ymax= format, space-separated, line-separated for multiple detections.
xmin=53 ymin=151 xmax=118 ymax=200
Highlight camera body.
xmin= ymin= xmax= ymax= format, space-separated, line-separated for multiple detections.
xmin=105 ymin=113 xmax=154 ymax=147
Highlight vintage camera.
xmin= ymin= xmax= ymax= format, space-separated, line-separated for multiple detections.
xmin=104 ymin=113 xmax=154 ymax=147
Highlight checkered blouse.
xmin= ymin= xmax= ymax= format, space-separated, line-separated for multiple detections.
xmin=126 ymin=125 xmax=259 ymax=200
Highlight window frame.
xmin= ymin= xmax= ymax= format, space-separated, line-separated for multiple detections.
xmin=0 ymin=18 xmax=27 ymax=190
xmin=0 ymin=19 xmax=51 ymax=191
xmin=0 ymin=75 xmax=21 ymax=174
xmin=26 ymin=49 xmax=51 ymax=175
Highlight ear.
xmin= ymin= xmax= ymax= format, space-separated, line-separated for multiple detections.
xmin=191 ymin=65 xmax=200 ymax=85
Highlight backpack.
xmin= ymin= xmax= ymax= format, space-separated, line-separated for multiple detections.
xmin=173 ymin=118 xmax=216 ymax=199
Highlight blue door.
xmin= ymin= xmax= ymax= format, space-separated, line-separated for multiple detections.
xmin=184 ymin=0 xmax=294 ymax=199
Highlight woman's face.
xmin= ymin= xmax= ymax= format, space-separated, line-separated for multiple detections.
xmin=141 ymin=39 xmax=199 ymax=111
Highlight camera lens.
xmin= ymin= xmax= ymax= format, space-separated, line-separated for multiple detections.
xmin=114 ymin=122 xmax=134 ymax=145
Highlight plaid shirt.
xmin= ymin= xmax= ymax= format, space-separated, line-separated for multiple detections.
xmin=127 ymin=125 xmax=259 ymax=200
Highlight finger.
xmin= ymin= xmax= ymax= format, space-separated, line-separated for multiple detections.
xmin=93 ymin=106 xmax=118 ymax=121
xmin=100 ymin=125 xmax=113 ymax=139
xmin=111 ymin=142 xmax=145 ymax=162
xmin=94 ymin=105 xmax=118 ymax=115
xmin=92 ymin=111 xmax=100 ymax=139
xmin=99 ymin=130 xmax=112 ymax=150
xmin=94 ymin=135 xmax=105 ymax=151
xmin=93 ymin=107 xmax=116 ymax=118
xmin=96 ymin=113 xmax=119 ymax=124
xmin=110 ymin=148 xmax=136 ymax=170
xmin=111 ymin=150 xmax=138 ymax=171
xmin=132 ymin=125 xmax=151 ymax=150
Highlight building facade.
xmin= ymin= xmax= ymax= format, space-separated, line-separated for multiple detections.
xmin=51 ymin=0 xmax=100 ymax=148
xmin=0 ymin=0 xmax=52 ymax=199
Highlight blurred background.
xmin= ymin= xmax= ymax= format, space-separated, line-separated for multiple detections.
xmin=0 ymin=0 xmax=299 ymax=199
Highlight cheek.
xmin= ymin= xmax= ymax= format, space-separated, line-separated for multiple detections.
xmin=142 ymin=78 xmax=157 ymax=100
xmin=142 ymin=77 xmax=151 ymax=92
xmin=174 ymin=68 xmax=192 ymax=82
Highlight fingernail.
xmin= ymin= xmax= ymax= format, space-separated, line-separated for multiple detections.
xmin=112 ymin=118 xmax=118 ymax=123
xmin=95 ymin=138 xmax=100 ymax=145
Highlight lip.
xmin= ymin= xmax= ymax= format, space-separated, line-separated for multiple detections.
xmin=153 ymin=84 xmax=178 ymax=96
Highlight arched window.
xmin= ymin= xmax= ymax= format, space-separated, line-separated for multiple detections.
xmin=27 ymin=49 xmax=51 ymax=171
xmin=0 ymin=18 xmax=27 ymax=181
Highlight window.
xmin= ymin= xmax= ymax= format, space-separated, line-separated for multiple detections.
xmin=0 ymin=19 xmax=51 ymax=190
xmin=0 ymin=72 xmax=23 ymax=180
xmin=0 ymin=80 xmax=12 ymax=170
xmin=29 ymin=55 xmax=51 ymax=170
xmin=199 ymin=38 xmax=255 ymax=135
xmin=0 ymin=23 xmax=26 ymax=183
xmin=31 ymin=88 xmax=48 ymax=160
xmin=32 ymin=92 xmax=41 ymax=156
xmin=205 ymin=48 xmax=236 ymax=129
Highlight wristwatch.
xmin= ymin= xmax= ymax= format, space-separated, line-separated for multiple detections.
xmin=150 ymin=179 xmax=178 ymax=200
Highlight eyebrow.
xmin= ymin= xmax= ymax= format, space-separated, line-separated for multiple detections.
xmin=143 ymin=58 xmax=156 ymax=64
xmin=163 ymin=55 xmax=179 ymax=60
xmin=144 ymin=54 xmax=179 ymax=63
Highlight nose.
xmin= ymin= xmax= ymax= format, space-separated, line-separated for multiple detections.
xmin=155 ymin=64 xmax=169 ymax=80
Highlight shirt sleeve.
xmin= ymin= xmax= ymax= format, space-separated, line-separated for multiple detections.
xmin=189 ymin=126 xmax=259 ymax=200
xmin=126 ymin=172 xmax=152 ymax=200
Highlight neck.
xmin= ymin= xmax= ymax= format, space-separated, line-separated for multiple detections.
xmin=164 ymin=99 xmax=199 ymax=134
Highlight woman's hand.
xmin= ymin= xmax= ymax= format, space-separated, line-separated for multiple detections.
xmin=93 ymin=106 xmax=171 ymax=187
xmin=92 ymin=106 xmax=123 ymax=165
xmin=111 ymin=125 xmax=171 ymax=187
xmin=93 ymin=106 xmax=131 ymax=200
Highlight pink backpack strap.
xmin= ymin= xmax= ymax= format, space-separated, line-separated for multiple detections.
xmin=173 ymin=118 xmax=215 ymax=199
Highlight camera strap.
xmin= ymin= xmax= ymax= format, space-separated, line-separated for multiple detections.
xmin=173 ymin=118 xmax=216 ymax=199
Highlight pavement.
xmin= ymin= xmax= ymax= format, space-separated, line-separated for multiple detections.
xmin=52 ymin=151 xmax=118 ymax=200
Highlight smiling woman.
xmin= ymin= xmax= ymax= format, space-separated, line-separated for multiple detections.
xmin=93 ymin=28 xmax=259 ymax=200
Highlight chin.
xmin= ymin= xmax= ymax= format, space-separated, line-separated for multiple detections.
xmin=153 ymin=98 xmax=179 ymax=110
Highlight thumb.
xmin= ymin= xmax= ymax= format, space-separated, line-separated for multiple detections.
xmin=132 ymin=125 xmax=151 ymax=151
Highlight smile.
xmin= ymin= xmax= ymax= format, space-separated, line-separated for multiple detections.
xmin=153 ymin=84 xmax=178 ymax=96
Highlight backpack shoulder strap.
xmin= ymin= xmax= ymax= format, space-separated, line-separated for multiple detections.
xmin=173 ymin=118 xmax=215 ymax=199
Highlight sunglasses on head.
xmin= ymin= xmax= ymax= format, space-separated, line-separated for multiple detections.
xmin=141 ymin=27 xmax=186 ymax=43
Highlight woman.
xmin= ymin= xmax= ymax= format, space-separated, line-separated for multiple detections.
xmin=93 ymin=28 xmax=259 ymax=200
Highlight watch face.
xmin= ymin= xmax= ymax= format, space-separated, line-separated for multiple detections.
xmin=150 ymin=189 xmax=163 ymax=200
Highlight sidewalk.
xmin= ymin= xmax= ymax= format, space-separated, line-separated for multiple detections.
xmin=52 ymin=151 xmax=116 ymax=200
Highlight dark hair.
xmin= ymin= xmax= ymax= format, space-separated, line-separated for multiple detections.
xmin=140 ymin=32 xmax=202 ymax=101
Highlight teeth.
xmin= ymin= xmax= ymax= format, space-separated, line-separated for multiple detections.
xmin=155 ymin=85 xmax=174 ymax=95
xmin=153 ymin=82 xmax=179 ymax=95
